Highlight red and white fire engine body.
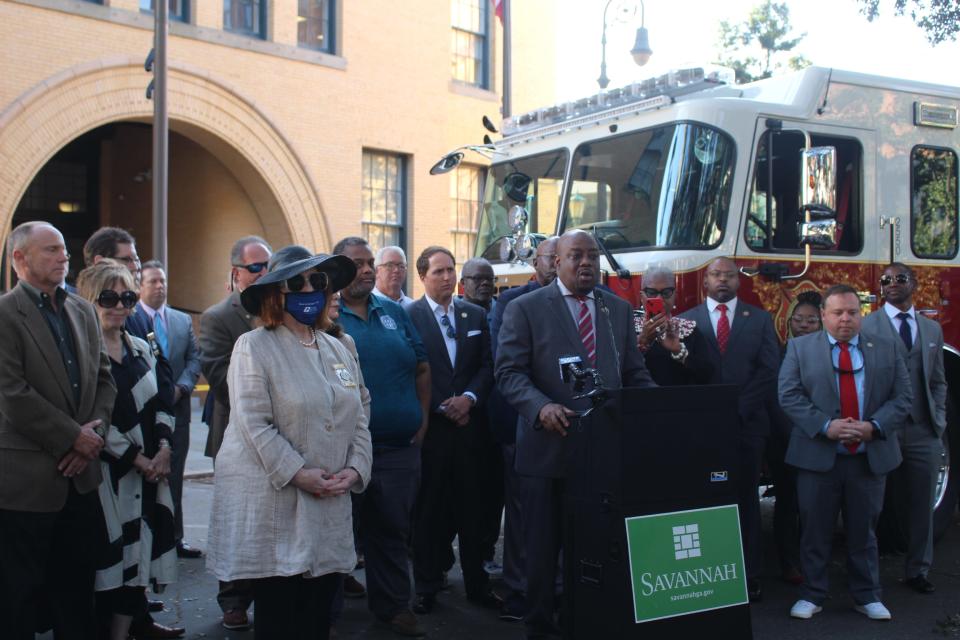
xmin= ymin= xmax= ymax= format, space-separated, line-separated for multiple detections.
xmin=456 ymin=66 xmax=960 ymax=540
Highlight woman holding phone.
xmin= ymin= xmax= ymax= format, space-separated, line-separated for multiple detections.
xmin=636 ymin=265 xmax=713 ymax=386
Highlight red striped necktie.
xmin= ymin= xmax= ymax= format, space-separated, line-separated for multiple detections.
xmin=576 ymin=296 xmax=596 ymax=365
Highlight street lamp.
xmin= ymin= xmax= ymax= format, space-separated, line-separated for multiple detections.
xmin=598 ymin=0 xmax=652 ymax=90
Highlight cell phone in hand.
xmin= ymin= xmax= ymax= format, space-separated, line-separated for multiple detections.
xmin=644 ymin=296 xmax=665 ymax=318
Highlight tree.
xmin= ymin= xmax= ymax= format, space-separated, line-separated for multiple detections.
xmin=858 ymin=0 xmax=960 ymax=45
xmin=717 ymin=1 xmax=811 ymax=84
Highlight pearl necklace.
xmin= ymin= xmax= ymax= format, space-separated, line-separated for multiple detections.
xmin=297 ymin=329 xmax=318 ymax=347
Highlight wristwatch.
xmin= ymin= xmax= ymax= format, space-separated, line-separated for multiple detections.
xmin=158 ymin=438 xmax=171 ymax=449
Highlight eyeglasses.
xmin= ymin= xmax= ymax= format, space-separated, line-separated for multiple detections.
xmin=285 ymin=271 xmax=329 ymax=293
xmin=880 ymin=273 xmax=911 ymax=286
xmin=642 ymin=287 xmax=676 ymax=298
xmin=463 ymin=275 xmax=498 ymax=284
xmin=97 ymin=290 xmax=139 ymax=309
xmin=440 ymin=313 xmax=456 ymax=339
xmin=377 ymin=261 xmax=407 ymax=272
xmin=791 ymin=314 xmax=820 ymax=325
xmin=235 ymin=261 xmax=269 ymax=274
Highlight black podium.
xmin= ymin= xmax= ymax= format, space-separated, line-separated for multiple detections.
xmin=562 ymin=385 xmax=753 ymax=639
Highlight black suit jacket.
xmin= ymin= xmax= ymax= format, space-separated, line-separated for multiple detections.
xmin=496 ymin=281 xmax=656 ymax=478
xmin=406 ymin=296 xmax=494 ymax=415
xmin=679 ymin=299 xmax=779 ymax=437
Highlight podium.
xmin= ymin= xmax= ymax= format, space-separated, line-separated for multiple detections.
xmin=562 ymin=385 xmax=753 ymax=639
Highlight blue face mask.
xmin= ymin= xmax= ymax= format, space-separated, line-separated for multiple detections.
xmin=284 ymin=291 xmax=327 ymax=326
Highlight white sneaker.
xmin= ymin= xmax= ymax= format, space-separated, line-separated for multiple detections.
xmin=790 ymin=600 xmax=822 ymax=619
xmin=855 ymin=602 xmax=891 ymax=620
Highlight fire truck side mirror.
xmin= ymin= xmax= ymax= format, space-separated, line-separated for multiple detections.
xmin=800 ymin=146 xmax=838 ymax=216
xmin=800 ymin=219 xmax=838 ymax=249
xmin=429 ymin=152 xmax=464 ymax=175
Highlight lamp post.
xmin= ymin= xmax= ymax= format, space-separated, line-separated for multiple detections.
xmin=598 ymin=0 xmax=652 ymax=90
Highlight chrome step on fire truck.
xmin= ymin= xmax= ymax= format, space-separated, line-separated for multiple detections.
xmin=433 ymin=65 xmax=960 ymax=544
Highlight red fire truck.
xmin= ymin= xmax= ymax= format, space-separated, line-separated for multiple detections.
xmin=433 ymin=65 xmax=960 ymax=544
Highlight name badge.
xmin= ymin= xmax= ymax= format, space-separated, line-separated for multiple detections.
xmin=333 ymin=363 xmax=356 ymax=387
xmin=380 ymin=315 xmax=398 ymax=330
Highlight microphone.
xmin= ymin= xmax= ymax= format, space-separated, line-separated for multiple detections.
xmin=594 ymin=290 xmax=622 ymax=386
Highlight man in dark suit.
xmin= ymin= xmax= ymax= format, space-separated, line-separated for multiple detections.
xmin=406 ymin=246 xmax=496 ymax=614
xmin=198 ymin=235 xmax=271 ymax=631
xmin=862 ymin=263 xmax=947 ymax=594
xmin=0 ymin=221 xmax=116 ymax=640
xmin=133 ymin=260 xmax=202 ymax=559
xmin=496 ymin=230 xmax=655 ymax=639
xmin=679 ymin=256 xmax=779 ymax=601
xmin=487 ymin=236 xmax=557 ymax=621
xmin=780 ymin=284 xmax=911 ymax=621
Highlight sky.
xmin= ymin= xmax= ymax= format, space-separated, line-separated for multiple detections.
xmin=552 ymin=0 xmax=960 ymax=103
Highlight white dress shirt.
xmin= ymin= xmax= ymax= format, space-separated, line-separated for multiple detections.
xmin=882 ymin=303 xmax=918 ymax=344
xmin=425 ymin=294 xmax=457 ymax=367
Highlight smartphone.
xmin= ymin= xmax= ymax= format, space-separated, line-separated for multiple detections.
xmin=644 ymin=297 xmax=665 ymax=318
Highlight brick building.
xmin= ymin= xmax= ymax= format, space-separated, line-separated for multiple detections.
xmin=0 ymin=0 xmax=556 ymax=311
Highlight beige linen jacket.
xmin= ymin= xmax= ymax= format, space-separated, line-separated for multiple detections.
xmin=206 ymin=325 xmax=372 ymax=580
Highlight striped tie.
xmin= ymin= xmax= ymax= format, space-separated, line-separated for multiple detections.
xmin=577 ymin=297 xmax=596 ymax=365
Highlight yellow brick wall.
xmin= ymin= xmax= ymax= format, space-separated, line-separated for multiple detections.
xmin=0 ymin=0 xmax=557 ymax=304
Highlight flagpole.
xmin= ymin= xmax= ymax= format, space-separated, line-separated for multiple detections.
xmin=501 ymin=0 xmax=511 ymax=118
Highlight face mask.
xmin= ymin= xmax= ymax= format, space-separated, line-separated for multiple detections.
xmin=285 ymin=291 xmax=326 ymax=326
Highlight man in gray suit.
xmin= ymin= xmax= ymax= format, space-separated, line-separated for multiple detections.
xmin=135 ymin=260 xmax=202 ymax=558
xmin=679 ymin=256 xmax=779 ymax=601
xmin=862 ymin=263 xmax=947 ymax=594
xmin=496 ymin=230 xmax=655 ymax=639
xmin=0 ymin=221 xmax=116 ymax=639
xmin=198 ymin=235 xmax=271 ymax=631
xmin=780 ymin=284 xmax=911 ymax=621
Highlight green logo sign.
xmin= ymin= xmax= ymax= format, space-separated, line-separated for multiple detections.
xmin=624 ymin=504 xmax=747 ymax=623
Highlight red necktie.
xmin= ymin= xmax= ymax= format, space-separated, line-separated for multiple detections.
xmin=577 ymin=297 xmax=596 ymax=365
xmin=838 ymin=342 xmax=860 ymax=454
xmin=716 ymin=303 xmax=730 ymax=354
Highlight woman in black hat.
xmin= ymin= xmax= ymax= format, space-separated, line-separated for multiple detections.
xmin=206 ymin=246 xmax=372 ymax=640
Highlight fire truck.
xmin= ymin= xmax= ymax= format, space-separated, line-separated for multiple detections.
xmin=433 ymin=66 xmax=960 ymax=544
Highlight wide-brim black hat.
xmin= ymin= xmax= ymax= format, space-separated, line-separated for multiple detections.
xmin=240 ymin=245 xmax=357 ymax=315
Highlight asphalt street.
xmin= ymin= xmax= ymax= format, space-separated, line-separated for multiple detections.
xmin=42 ymin=404 xmax=960 ymax=639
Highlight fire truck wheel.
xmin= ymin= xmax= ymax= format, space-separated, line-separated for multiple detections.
xmin=877 ymin=397 xmax=960 ymax=552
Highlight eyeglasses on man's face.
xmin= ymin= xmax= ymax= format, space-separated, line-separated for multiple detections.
xmin=377 ymin=261 xmax=407 ymax=272
xmin=463 ymin=275 xmax=497 ymax=284
xmin=880 ymin=273 xmax=911 ymax=286
xmin=235 ymin=261 xmax=269 ymax=274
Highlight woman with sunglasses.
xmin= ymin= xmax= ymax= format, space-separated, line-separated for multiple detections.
xmin=206 ymin=246 xmax=371 ymax=639
xmin=635 ymin=265 xmax=713 ymax=386
xmin=75 ymin=260 xmax=178 ymax=640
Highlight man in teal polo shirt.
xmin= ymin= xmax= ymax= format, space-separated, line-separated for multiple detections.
xmin=334 ymin=237 xmax=430 ymax=638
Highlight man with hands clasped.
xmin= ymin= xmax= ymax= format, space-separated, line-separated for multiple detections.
xmin=779 ymin=284 xmax=911 ymax=622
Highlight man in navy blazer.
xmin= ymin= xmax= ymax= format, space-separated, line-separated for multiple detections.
xmin=496 ymin=230 xmax=655 ymax=639
xmin=405 ymin=246 xmax=496 ymax=613
xmin=679 ymin=256 xmax=779 ymax=601
xmin=780 ymin=284 xmax=911 ymax=621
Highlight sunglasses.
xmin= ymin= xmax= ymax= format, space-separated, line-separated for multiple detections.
xmin=880 ymin=273 xmax=911 ymax=286
xmin=643 ymin=287 xmax=676 ymax=298
xmin=235 ymin=261 xmax=269 ymax=274
xmin=97 ymin=290 xmax=139 ymax=309
xmin=285 ymin=271 xmax=329 ymax=293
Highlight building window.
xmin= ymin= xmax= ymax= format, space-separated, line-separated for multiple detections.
xmin=450 ymin=165 xmax=484 ymax=264
xmin=140 ymin=0 xmax=189 ymax=22
xmin=298 ymin=0 xmax=334 ymax=52
xmin=224 ymin=0 xmax=266 ymax=39
xmin=362 ymin=151 xmax=406 ymax=253
xmin=451 ymin=0 xmax=488 ymax=87
xmin=911 ymin=146 xmax=959 ymax=259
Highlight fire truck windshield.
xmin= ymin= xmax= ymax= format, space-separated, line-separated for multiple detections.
xmin=565 ymin=123 xmax=735 ymax=252
xmin=475 ymin=149 xmax=568 ymax=260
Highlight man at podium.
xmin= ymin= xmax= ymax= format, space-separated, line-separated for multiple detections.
xmin=495 ymin=230 xmax=655 ymax=639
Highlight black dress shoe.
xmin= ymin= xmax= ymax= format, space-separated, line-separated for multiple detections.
xmin=904 ymin=574 xmax=936 ymax=593
xmin=747 ymin=579 xmax=762 ymax=602
xmin=413 ymin=593 xmax=436 ymax=614
xmin=176 ymin=542 xmax=203 ymax=559
xmin=147 ymin=599 xmax=164 ymax=612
